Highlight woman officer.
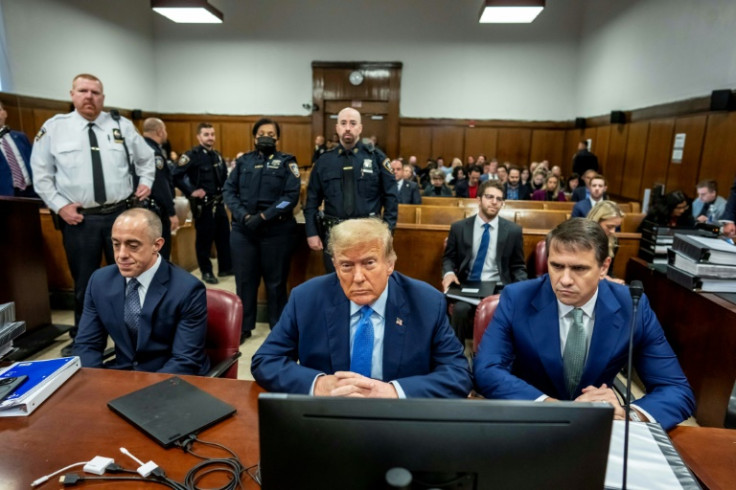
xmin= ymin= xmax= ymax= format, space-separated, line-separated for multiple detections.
xmin=223 ymin=118 xmax=300 ymax=342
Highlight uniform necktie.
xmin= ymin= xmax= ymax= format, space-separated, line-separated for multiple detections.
xmin=1 ymin=137 xmax=26 ymax=190
xmin=88 ymin=123 xmax=106 ymax=205
xmin=699 ymin=201 xmax=711 ymax=219
xmin=469 ymin=223 xmax=490 ymax=281
xmin=350 ymin=305 xmax=374 ymax=377
xmin=342 ymin=155 xmax=355 ymax=216
xmin=124 ymin=278 xmax=141 ymax=340
xmin=563 ymin=308 xmax=586 ymax=398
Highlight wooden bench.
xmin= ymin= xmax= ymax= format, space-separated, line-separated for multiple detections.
xmin=514 ymin=210 xmax=569 ymax=229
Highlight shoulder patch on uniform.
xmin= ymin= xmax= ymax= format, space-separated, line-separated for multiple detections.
xmin=35 ymin=127 xmax=46 ymax=142
xmin=382 ymin=158 xmax=392 ymax=174
xmin=178 ymin=154 xmax=190 ymax=167
xmin=155 ymin=156 xmax=164 ymax=170
xmin=288 ymin=162 xmax=300 ymax=178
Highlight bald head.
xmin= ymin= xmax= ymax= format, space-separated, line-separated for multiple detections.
xmin=336 ymin=107 xmax=362 ymax=149
xmin=142 ymin=117 xmax=167 ymax=144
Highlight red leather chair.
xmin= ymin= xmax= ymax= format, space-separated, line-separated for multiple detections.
xmin=472 ymin=294 xmax=501 ymax=354
xmin=205 ymin=288 xmax=243 ymax=379
xmin=535 ymin=239 xmax=548 ymax=276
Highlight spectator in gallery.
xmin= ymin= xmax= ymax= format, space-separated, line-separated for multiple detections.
xmin=503 ymin=166 xmax=532 ymax=201
xmin=571 ymin=169 xmax=599 ymax=202
xmin=445 ymin=157 xmax=464 ymax=184
xmin=566 ymin=173 xmax=580 ymax=194
xmin=423 ymin=169 xmax=453 ymax=197
xmin=480 ymin=157 xmax=498 ymax=182
xmin=638 ymin=190 xmax=695 ymax=230
xmin=587 ymin=200 xmax=625 ymax=284
xmin=448 ymin=164 xmax=466 ymax=187
xmin=455 ymin=165 xmax=482 ymax=198
xmin=466 ymin=155 xmax=475 ymax=166
xmin=532 ymin=174 xmax=566 ymax=202
xmin=496 ymin=163 xmax=508 ymax=185
xmin=520 ymin=166 xmax=531 ymax=187
xmin=550 ymin=165 xmax=562 ymax=179
xmin=530 ymin=168 xmax=547 ymax=192
xmin=437 ymin=157 xmax=450 ymax=175
xmin=692 ymin=179 xmax=727 ymax=224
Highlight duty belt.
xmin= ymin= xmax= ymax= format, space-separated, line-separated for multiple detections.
xmin=80 ymin=200 xmax=128 ymax=215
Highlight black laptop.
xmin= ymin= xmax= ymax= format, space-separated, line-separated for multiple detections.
xmin=446 ymin=281 xmax=497 ymax=300
xmin=108 ymin=376 xmax=236 ymax=447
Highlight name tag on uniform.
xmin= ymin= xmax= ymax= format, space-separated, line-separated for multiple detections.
xmin=362 ymin=159 xmax=373 ymax=174
xmin=267 ymin=159 xmax=282 ymax=170
xmin=112 ymin=128 xmax=124 ymax=143
xmin=254 ymin=165 xmax=264 ymax=169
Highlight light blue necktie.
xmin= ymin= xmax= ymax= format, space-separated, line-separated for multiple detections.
xmin=469 ymin=223 xmax=490 ymax=281
xmin=563 ymin=308 xmax=586 ymax=398
xmin=350 ymin=305 xmax=374 ymax=377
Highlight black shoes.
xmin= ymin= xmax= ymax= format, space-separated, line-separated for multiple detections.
xmin=202 ymin=272 xmax=219 ymax=284
xmin=60 ymin=342 xmax=75 ymax=357
xmin=240 ymin=330 xmax=252 ymax=345
xmin=218 ymin=270 xmax=234 ymax=278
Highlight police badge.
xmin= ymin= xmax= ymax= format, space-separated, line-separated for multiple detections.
xmin=112 ymin=128 xmax=124 ymax=143
xmin=382 ymin=158 xmax=392 ymax=174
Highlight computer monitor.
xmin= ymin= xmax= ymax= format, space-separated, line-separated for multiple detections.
xmin=258 ymin=394 xmax=614 ymax=490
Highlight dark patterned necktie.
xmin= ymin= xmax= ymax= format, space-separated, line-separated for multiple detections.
xmin=124 ymin=278 xmax=141 ymax=340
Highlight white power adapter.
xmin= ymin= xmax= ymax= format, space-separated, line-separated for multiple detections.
xmin=83 ymin=456 xmax=114 ymax=475
xmin=137 ymin=461 xmax=159 ymax=477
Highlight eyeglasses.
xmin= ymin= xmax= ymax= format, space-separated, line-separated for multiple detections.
xmin=481 ymin=195 xmax=504 ymax=203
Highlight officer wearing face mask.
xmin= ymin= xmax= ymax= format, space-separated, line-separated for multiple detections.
xmin=223 ymin=118 xmax=301 ymax=343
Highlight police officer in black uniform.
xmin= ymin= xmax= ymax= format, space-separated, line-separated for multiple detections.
xmin=142 ymin=117 xmax=179 ymax=260
xmin=223 ymin=118 xmax=300 ymax=342
xmin=304 ymin=107 xmax=398 ymax=272
xmin=174 ymin=122 xmax=232 ymax=284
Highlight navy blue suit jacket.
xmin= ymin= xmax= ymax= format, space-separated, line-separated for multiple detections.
xmin=473 ymin=275 xmax=694 ymax=430
xmin=251 ymin=272 xmax=472 ymax=398
xmin=75 ymin=260 xmax=210 ymax=375
xmin=0 ymin=130 xmax=33 ymax=195
xmin=397 ymin=180 xmax=421 ymax=204
xmin=572 ymin=198 xmax=594 ymax=218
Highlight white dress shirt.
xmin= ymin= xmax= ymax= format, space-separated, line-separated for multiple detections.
xmin=470 ymin=214 xmax=501 ymax=283
xmin=126 ymin=254 xmax=162 ymax=307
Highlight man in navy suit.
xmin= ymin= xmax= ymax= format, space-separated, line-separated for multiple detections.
xmin=390 ymin=159 xmax=421 ymax=204
xmin=474 ymin=219 xmax=694 ymax=430
xmin=251 ymin=218 xmax=472 ymax=398
xmin=74 ymin=208 xmax=209 ymax=375
xmin=571 ymin=173 xmax=607 ymax=218
xmin=0 ymin=102 xmax=36 ymax=197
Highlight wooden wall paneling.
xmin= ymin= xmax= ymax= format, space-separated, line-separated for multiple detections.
xmin=399 ymin=126 xmax=432 ymax=165
xmin=605 ymin=124 xmax=629 ymax=196
xmin=666 ymin=115 xmax=707 ymax=195
xmin=386 ymin=68 xmax=401 ymax=159
xmin=699 ymin=112 xmax=736 ymax=194
xmin=430 ymin=126 xmax=465 ymax=162
xmin=641 ymin=118 xmax=675 ymax=194
xmin=563 ymin=129 xmax=583 ymax=176
xmin=593 ymin=126 xmax=611 ymax=177
xmin=620 ymin=121 xmax=650 ymax=200
xmin=219 ymin=122 xmax=251 ymax=160
xmin=464 ymin=127 xmax=498 ymax=161
xmin=529 ymin=130 xmax=565 ymax=168
xmin=280 ymin=122 xmax=312 ymax=167
xmin=496 ymin=128 xmax=531 ymax=166
xmin=163 ymin=120 xmax=194 ymax=155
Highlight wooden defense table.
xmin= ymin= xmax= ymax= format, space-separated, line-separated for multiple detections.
xmin=0 ymin=369 xmax=264 ymax=490
xmin=1 ymin=368 xmax=732 ymax=489
xmin=626 ymin=257 xmax=736 ymax=427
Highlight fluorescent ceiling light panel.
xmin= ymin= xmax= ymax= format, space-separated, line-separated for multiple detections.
xmin=152 ymin=1 xmax=223 ymax=23
xmin=479 ymin=1 xmax=545 ymax=24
